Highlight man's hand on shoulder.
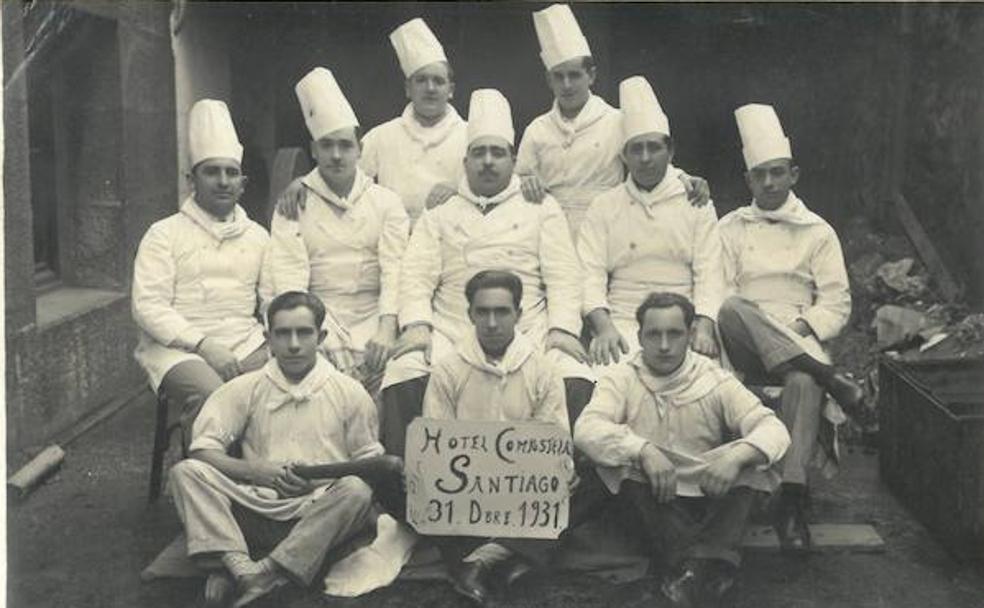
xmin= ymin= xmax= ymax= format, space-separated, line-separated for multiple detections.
xmin=425 ymin=183 xmax=457 ymax=210
xmin=546 ymin=328 xmax=589 ymax=364
xmin=197 ymin=338 xmax=241 ymax=381
xmin=275 ymin=177 xmax=306 ymax=220
xmin=639 ymin=443 xmax=677 ymax=503
xmin=680 ymin=173 xmax=711 ymax=208
xmin=520 ymin=175 xmax=546 ymax=204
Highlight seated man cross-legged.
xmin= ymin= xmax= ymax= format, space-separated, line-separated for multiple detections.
xmin=169 ymin=291 xmax=384 ymax=607
xmin=574 ymin=292 xmax=791 ymax=607
xmin=718 ymin=104 xmax=863 ymax=552
xmin=421 ymin=270 xmax=603 ymax=605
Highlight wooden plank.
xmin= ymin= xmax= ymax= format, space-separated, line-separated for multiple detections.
xmin=893 ymin=194 xmax=962 ymax=302
xmin=742 ymin=524 xmax=885 ymax=552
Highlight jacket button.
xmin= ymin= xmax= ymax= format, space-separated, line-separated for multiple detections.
xmin=629 ymin=242 xmax=636 ymax=249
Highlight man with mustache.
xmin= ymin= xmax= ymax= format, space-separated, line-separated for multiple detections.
xmin=516 ymin=4 xmax=710 ymax=239
xmin=132 ymin=99 xmax=270 ymax=436
xmin=380 ymin=89 xmax=591 ymax=458
xmin=577 ymin=77 xmax=724 ymax=367
xmin=717 ymin=104 xmax=862 ymax=553
xmin=265 ymin=67 xmax=409 ymax=388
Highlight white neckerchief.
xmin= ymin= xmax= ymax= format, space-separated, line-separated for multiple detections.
xmin=629 ymin=350 xmax=730 ymax=409
xmin=263 ymin=356 xmax=334 ymax=410
xmin=399 ymin=103 xmax=464 ymax=149
xmin=547 ymin=94 xmax=611 ymax=149
xmin=301 ymin=167 xmax=373 ymax=212
xmin=457 ymin=330 xmax=535 ymax=378
xmin=181 ymin=196 xmax=250 ymax=242
xmin=624 ymin=164 xmax=685 ymax=208
xmin=735 ymin=191 xmax=826 ymax=227
xmin=457 ymin=175 xmax=522 ymax=212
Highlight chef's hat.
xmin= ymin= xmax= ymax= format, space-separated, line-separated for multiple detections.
xmin=466 ymin=89 xmax=515 ymax=146
xmin=619 ymin=76 xmax=670 ymax=147
xmin=533 ymin=4 xmax=592 ymax=70
xmin=390 ymin=18 xmax=449 ymax=78
xmin=188 ymin=99 xmax=243 ymax=167
xmin=735 ymin=104 xmax=792 ymax=170
xmin=295 ymin=67 xmax=359 ymax=141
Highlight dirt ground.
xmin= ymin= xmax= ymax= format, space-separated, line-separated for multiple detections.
xmin=7 ymin=389 xmax=984 ymax=608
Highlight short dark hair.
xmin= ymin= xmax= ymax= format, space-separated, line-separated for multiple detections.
xmin=635 ymin=292 xmax=695 ymax=329
xmin=267 ymin=291 xmax=326 ymax=330
xmin=465 ymin=270 xmax=523 ymax=310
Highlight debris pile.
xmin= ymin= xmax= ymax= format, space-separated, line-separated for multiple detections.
xmin=829 ymin=216 xmax=984 ymax=442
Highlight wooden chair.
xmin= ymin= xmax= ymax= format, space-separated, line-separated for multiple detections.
xmin=148 ymin=389 xmax=188 ymax=502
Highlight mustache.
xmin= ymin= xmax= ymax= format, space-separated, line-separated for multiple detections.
xmin=479 ymin=167 xmax=497 ymax=176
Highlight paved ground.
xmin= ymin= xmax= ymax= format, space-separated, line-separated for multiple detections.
xmin=7 ymin=392 xmax=984 ymax=608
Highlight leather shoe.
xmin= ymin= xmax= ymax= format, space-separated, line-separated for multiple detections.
xmin=774 ymin=488 xmax=812 ymax=554
xmin=660 ymin=560 xmax=700 ymax=608
xmin=491 ymin=556 xmax=534 ymax=589
xmin=448 ymin=561 xmax=491 ymax=606
xmin=825 ymin=372 xmax=864 ymax=411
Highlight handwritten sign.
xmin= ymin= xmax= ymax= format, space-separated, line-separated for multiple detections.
xmin=404 ymin=418 xmax=573 ymax=539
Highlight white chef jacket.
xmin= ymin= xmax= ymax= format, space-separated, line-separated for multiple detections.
xmin=423 ymin=331 xmax=569 ymax=432
xmin=132 ymin=198 xmax=269 ymax=391
xmin=188 ymin=356 xmax=384 ymax=520
xmin=718 ymin=192 xmax=850 ymax=347
xmin=573 ymin=351 xmax=790 ymax=496
xmin=266 ymin=168 xmax=409 ymax=353
xmin=382 ymin=176 xmax=586 ymax=388
xmin=515 ymin=95 xmax=624 ymax=239
xmin=577 ymin=169 xmax=725 ymax=353
xmin=360 ymin=104 xmax=467 ymax=224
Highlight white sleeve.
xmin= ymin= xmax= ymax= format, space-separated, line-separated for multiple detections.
xmin=538 ymin=199 xmax=584 ymax=335
xmin=573 ymin=370 xmax=649 ymax=467
xmin=800 ymin=228 xmax=851 ymax=341
xmin=131 ymin=223 xmax=204 ymax=350
xmin=398 ymin=210 xmax=443 ymax=328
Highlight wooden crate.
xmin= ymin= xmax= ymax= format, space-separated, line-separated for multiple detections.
xmin=879 ymin=357 xmax=984 ymax=559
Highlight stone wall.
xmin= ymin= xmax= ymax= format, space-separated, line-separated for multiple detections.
xmin=901 ymin=4 xmax=984 ymax=304
xmin=4 ymin=2 xmax=176 ymax=454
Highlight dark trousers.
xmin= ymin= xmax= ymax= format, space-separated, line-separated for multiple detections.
xmin=621 ymin=482 xmax=762 ymax=568
xmin=430 ymin=466 xmax=613 ymax=570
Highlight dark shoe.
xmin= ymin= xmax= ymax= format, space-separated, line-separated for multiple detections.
xmin=697 ymin=560 xmax=738 ymax=606
xmin=660 ymin=560 xmax=701 ymax=608
xmin=490 ymin=555 xmax=534 ymax=590
xmin=448 ymin=561 xmax=491 ymax=606
xmin=825 ymin=372 xmax=864 ymax=411
xmin=774 ymin=486 xmax=812 ymax=554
